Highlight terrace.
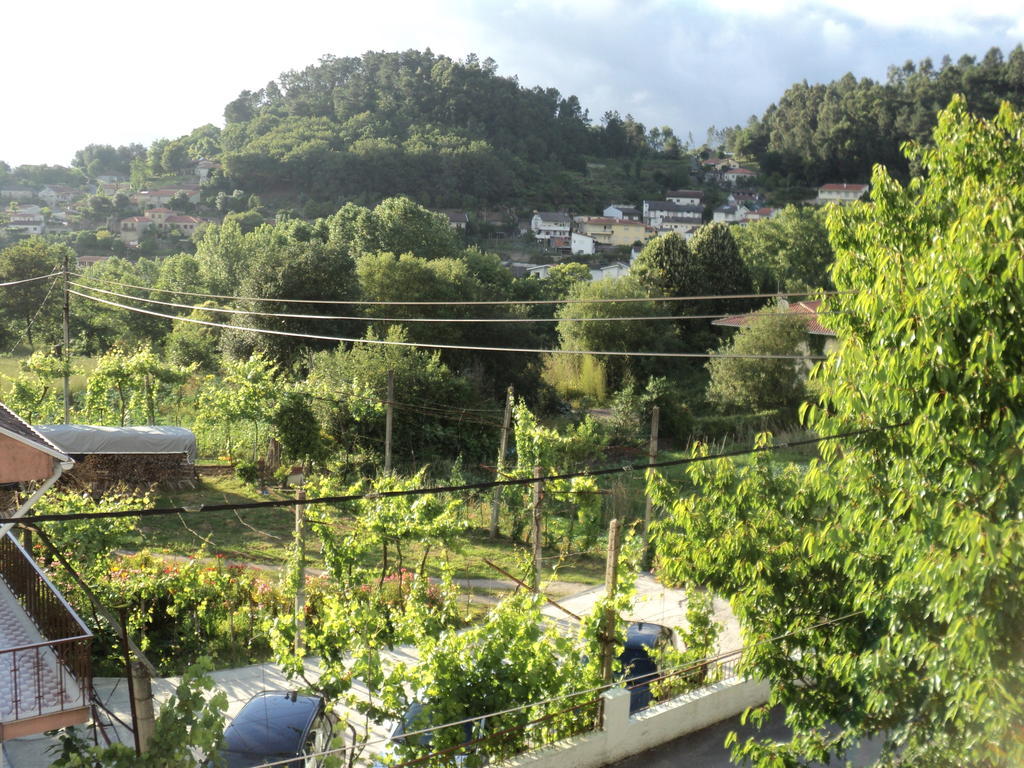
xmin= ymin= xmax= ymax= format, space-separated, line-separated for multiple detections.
xmin=0 ymin=531 xmax=92 ymax=740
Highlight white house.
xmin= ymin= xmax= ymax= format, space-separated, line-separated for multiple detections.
xmin=712 ymin=205 xmax=747 ymax=224
xmin=817 ymin=183 xmax=868 ymax=204
xmin=571 ymin=232 xmax=597 ymax=255
xmin=589 ymin=262 xmax=630 ymax=281
xmin=603 ymin=204 xmax=642 ymax=221
xmin=6 ymin=212 xmax=45 ymax=236
xmin=0 ymin=186 xmax=35 ymax=201
xmin=526 ymin=264 xmax=556 ymax=279
xmin=530 ymin=211 xmax=571 ymax=239
xmin=722 ymin=167 xmax=757 ymax=185
xmin=643 ymin=201 xmax=702 ymax=228
xmin=665 ymin=189 xmax=704 ymax=207
xmin=658 ymin=219 xmax=701 ymax=237
xmin=39 ymin=185 xmax=78 ymax=205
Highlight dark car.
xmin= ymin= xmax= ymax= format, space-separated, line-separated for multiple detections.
xmin=373 ymin=700 xmax=487 ymax=766
xmin=620 ymin=622 xmax=673 ymax=713
xmin=217 ymin=691 xmax=333 ymax=768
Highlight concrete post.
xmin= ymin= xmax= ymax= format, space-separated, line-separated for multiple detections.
xmin=130 ymin=661 xmax=155 ymax=754
xmin=600 ymin=687 xmax=631 ymax=740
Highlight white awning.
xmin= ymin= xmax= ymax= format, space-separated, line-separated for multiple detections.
xmin=36 ymin=425 xmax=197 ymax=463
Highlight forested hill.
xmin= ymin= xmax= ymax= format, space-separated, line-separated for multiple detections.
xmin=728 ymin=45 xmax=1024 ymax=185
xmin=202 ymin=50 xmax=685 ymax=212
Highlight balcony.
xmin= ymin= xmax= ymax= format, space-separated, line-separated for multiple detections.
xmin=0 ymin=531 xmax=92 ymax=739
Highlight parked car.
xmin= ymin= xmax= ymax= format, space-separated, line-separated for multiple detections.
xmin=620 ymin=622 xmax=673 ymax=713
xmin=373 ymin=700 xmax=488 ymax=766
xmin=217 ymin=691 xmax=333 ymax=768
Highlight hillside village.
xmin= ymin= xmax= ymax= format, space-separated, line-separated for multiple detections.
xmin=2 ymin=35 xmax=1022 ymax=768
xmin=2 ymin=153 xmax=867 ymax=282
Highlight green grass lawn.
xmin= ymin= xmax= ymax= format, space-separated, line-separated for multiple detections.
xmin=0 ymin=354 xmax=97 ymax=394
xmin=131 ymin=474 xmax=607 ymax=586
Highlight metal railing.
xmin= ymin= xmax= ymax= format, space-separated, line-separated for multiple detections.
xmin=0 ymin=531 xmax=92 ymax=723
xmin=632 ymin=647 xmax=744 ymax=712
xmin=384 ymin=695 xmax=603 ymax=768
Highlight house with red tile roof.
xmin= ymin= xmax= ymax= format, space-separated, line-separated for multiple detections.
xmin=816 ymin=183 xmax=868 ymax=204
xmin=713 ymin=299 xmax=837 ymax=355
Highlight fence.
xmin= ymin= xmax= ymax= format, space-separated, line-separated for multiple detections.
xmin=0 ymin=531 xmax=92 ymax=729
xmin=375 ymin=649 xmax=760 ymax=768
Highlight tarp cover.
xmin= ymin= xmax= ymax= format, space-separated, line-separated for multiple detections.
xmin=36 ymin=425 xmax=197 ymax=463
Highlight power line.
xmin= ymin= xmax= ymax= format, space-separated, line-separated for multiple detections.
xmin=70 ymin=281 xmax=839 ymax=324
xmin=70 ymin=289 xmax=828 ymax=361
xmin=0 ymin=272 xmax=60 ymax=288
xmin=72 ymin=272 xmax=839 ymax=306
xmin=19 ymin=423 xmax=904 ymax=525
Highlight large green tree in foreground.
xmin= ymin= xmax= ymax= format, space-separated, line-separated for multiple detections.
xmin=654 ymin=97 xmax=1024 ymax=766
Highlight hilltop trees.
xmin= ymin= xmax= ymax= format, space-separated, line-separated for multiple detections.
xmin=655 ymin=98 xmax=1024 ymax=766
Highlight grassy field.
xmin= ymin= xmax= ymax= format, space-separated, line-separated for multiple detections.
xmin=0 ymin=354 xmax=98 ymax=394
xmin=131 ymin=474 xmax=608 ymax=586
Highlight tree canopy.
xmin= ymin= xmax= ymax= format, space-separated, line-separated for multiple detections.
xmin=654 ymin=97 xmax=1024 ymax=766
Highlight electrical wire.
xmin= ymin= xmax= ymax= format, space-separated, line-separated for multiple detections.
xmin=70 ymin=289 xmax=828 ymax=361
xmin=19 ymin=423 xmax=905 ymax=525
xmin=5 ymin=268 xmax=62 ymax=355
xmin=0 ymin=272 xmax=60 ymax=288
xmin=69 ymin=281 xmax=835 ymax=324
xmin=71 ymin=272 xmax=840 ymax=306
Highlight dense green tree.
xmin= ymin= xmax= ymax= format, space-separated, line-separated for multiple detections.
xmin=655 ymin=98 xmax=1024 ymax=766
xmin=0 ymin=237 xmax=64 ymax=348
xmin=556 ymin=275 xmax=678 ymax=390
xmin=705 ymin=306 xmax=809 ymax=412
xmin=733 ymin=205 xmax=834 ymax=292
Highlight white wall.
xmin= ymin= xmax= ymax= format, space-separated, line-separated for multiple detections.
xmin=505 ymin=677 xmax=771 ymax=768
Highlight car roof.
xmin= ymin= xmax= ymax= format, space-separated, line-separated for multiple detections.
xmin=221 ymin=692 xmax=323 ymax=764
xmin=624 ymin=621 xmax=669 ymax=649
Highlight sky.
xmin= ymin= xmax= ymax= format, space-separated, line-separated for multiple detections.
xmin=2 ymin=0 xmax=1023 ymax=168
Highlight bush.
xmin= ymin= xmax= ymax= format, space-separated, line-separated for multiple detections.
xmin=234 ymin=460 xmax=260 ymax=486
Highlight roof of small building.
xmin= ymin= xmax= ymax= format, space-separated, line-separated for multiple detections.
xmin=444 ymin=211 xmax=469 ymax=224
xmin=533 ymin=211 xmax=571 ymax=223
xmin=725 ymin=167 xmax=756 ymax=175
xmin=819 ymin=183 xmax=868 ymax=192
xmin=165 ymin=215 xmax=203 ymax=224
xmin=666 ymin=189 xmax=704 ymax=199
xmin=713 ymin=299 xmax=834 ymax=336
xmin=607 ymin=204 xmax=641 ymax=214
xmin=120 ymin=216 xmax=150 ymax=223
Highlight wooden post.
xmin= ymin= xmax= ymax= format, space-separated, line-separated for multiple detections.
xmin=489 ymin=386 xmax=513 ymax=539
xmin=600 ymin=519 xmax=621 ymax=685
xmin=62 ymin=249 xmax=70 ymax=424
xmin=643 ymin=405 xmax=660 ymax=557
xmin=384 ymin=370 xmax=394 ymax=474
xmin=294 ymin=487 xmax=306 ymax=655
xmin=531 ymin=465 xmax=543 ymax=590
xmin=119 ymin=608 xmax=142 ymax=757
xmin=131 ymin=661 xmax=155 ymax=753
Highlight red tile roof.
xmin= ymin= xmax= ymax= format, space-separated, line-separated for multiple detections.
xmin=819 ymin=183 xmax=868 ymax=192
xmin=713 ymin=300 xmax=834 ymax=336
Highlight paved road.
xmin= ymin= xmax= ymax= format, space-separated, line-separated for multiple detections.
xmin=608 ymin=705 xmax=883 ymax=768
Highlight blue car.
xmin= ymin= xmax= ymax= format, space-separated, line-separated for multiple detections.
xmin=217 ymin=691 xmax=334 ymax=768
xmin=619 ymin=622 xmax=673 ymax=713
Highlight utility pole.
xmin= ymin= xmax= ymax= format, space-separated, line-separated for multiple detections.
xmin=643 ymin=405 xmax=660 ymax=557
xmin=600 ymin=518 xmax=621 ymax=685
xmin=293 ymin=487 xmax=306 ymax=655
xmin=62 ymin=249 xmax=70 ymax=424
xmin=489 ymin=386 xmax=514 ymax=539
xmin=531 ymin=465 xmax=543 ymax=590
xmin=384 ymin=370 xmax=394 ymax=474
